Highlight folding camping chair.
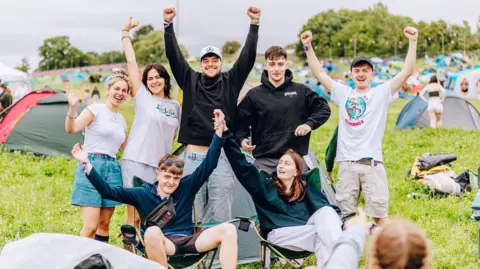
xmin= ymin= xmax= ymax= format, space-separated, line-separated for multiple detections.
xmin=120 ymin=176 xmax=243 ymax=269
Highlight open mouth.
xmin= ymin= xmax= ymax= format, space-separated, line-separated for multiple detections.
xmin=113 ymin=95 xmax=125 ymax=101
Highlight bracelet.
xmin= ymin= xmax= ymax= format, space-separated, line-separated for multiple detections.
xmin=121 ymin=36 xmax=131 ymax=41
xmin=81 ymin=161 xmax=89 ymax=172
xmin=302 ymin=45 xmax=312 ymax=54
xmin=122 ymin=29 xmax=129 ymax=32
xmin=67 ymin=113 xmax=77 ymax=119
xmin=251 ymin=19 xmax=260 ymax=25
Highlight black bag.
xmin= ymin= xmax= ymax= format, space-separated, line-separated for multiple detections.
xmin=418 ymin=154 xmax=457 ymax=171
xmin=143 ymin=197 xmax=176 ymax=229
xmin=74 ymin=254 xmax=114 ymax=269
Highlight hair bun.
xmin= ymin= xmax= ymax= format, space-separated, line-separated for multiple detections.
xmin=111 ymin=68 xmax=128 ymax=77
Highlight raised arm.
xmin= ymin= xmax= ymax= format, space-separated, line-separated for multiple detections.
xmin=223 ymin=131 xmax=265 ymax=197
xmin=235 ymin=94 xmax=256 ymax=152
xmin=228 ymin=7 xmax=260 ymax=91
xmin=122 ymin=17 xmax=142 ymax=97
xmin=301 ymin=31 xmax=334 ymax=93
xmin=163 ymin=8 xmax=194 ymax=91
xmin=391 ymin=27 xmax=418 ymax=94
xmin=71 ymin=144 xmax=142 ymax=206
xmin=65 ymin=87 xmax=94 ymax=133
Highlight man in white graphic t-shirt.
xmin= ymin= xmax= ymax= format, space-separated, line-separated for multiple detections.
xmin=300 ymin=27 xmax=418 ymax=225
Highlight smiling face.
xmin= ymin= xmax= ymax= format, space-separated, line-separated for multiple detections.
xmin=156 ymin=169 xmax=182 ymax=196
xmin=107 ymin=80 xmax=129 ymax=107
xmin=276 ymin=154 xmax=298 ymax=181
xmin=146 ymin=68 xmax=165 ymax=96
xmin=200 ymin=56 xmax=222 ymax=78
xmin=351 ymin=63 xmax=375 ymax=91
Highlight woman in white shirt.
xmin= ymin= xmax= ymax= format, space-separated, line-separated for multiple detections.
xmin=65 ymin=69 xmax=129 ymax=243
xmin=121 ymin=18 xmax=180 ymax=228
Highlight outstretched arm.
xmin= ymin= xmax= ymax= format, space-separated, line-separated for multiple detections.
xmin=163 ymin=7 xmax=194 ymax=91
xmin=391 ymin=27 xmax=418 ymax=94
xmin=228 ymin=7 xmax=261 ymax=91
xmin=71 ymin=144 xmax=141 ymax=206
xmin=122 ymin=17 xmax=142 ymax=97
xmin=301 ymin=31 xmax=334 ymax=93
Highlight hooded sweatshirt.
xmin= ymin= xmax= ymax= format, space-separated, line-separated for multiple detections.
xmin=236 ymin=69 xmax=331 ymax=159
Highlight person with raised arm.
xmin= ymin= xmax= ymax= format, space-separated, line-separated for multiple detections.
xmin=121 ymin=17 xmax=181 ymax=230
xmin=301 ymin=27 xmax=418 ymax=225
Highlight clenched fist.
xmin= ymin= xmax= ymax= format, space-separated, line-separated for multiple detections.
xmin=403 ymin=26 xmax=418 ymax=41
xmin=247 ymin=6 xmax=261 ymax=21
xmin=301 ymin=31 xmax=313 ymax=46
xmin=123 ymin=17 xmax=139 ymax=32
xmin=164 ymin=7 xmax=177 ymax=23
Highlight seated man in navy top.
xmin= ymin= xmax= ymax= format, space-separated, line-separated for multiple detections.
xmin=70 ymin=109 xmax=237 ymax=268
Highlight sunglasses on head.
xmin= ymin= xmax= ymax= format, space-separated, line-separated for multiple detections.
xmin=162 ymin=158 xmax=184 ymax=168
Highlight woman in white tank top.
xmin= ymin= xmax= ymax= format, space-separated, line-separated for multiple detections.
xmin=120 ymin=18 xmax=180 ymax=231
xmin=65 ymin=69 xmax=130 ymax=243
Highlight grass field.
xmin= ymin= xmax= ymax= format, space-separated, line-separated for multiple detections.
xmin=1 ymin=87 xmax=480 ymax=268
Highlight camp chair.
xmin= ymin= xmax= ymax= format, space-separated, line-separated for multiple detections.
xmin=120 ymin=176 xmax=241 ymax=269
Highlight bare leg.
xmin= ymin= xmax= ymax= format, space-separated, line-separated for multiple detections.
xmin=144 ymin=226 xmax=176 ymax=267
xmin=80 ymin=206 xmax=100 ymax=238
xmin=374 ymin=217 xmax=388 ymax=226
xmin=436 ymin=112 xmax=443 ymax=128
xmin=97 ymin=207 xmax=115 ymax=236
xmin=195 ymin=223 xmax=238 ymax=269
xmin=428 ymin=110 xmax=437 ymax=128
xmin=126 ymin=205 xmax=141 ymax=227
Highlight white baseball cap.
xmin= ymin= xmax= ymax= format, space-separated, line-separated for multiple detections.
xmin=200 ymin=46 xmax=222 ymax=60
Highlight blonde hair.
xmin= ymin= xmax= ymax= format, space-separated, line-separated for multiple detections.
xmin=106 ymin=68 xmax=131 ymax=92
xmin=369 ymin=221 xmax=430 ymax=269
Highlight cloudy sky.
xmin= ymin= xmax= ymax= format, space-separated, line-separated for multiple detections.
xmin=0 ymin=0 xmax=478 ymax=70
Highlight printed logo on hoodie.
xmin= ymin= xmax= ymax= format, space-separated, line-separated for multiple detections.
xmin=284 ymin=91 xmax=297 ymax=97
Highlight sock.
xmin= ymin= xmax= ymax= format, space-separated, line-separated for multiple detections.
xmin=94 ymin=234 xmax=109 ymax=243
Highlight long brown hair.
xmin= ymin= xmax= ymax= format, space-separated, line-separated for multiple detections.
xmin=273 ymin=149 xmax=306 ymax=202
xmin=369 ymin=221 xmax=430 ymax=269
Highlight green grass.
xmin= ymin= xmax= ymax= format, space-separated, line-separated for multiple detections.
xmin=2 ymin=90 xmax=480 ymax=268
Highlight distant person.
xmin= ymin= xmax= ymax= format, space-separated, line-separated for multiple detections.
xmin=163 ymin=6 xmax=260 ymax=224
xmin=121 ymin=17 xmax=181 ymax=232
xmin=476 ymin=79 xmax=480 ymax=100
xmin=236 ymin=46 xmax=331 ymax=173
xmin=419 ymin=75 xmax=446 ymax=128
xmin=302 ymin=26 xmax=418 ymax=226
xmin=65 ymin=69 xmax=129 ymax=243
xmin=0 ymin=84 xmax=13 ymax=114
xmin=460 ymin=77 xmax=469 ymax=98
xmin=91 ymin=86 xmax=101 ymax=104
xmin=83 ymin=84 xmax=91 ymax=105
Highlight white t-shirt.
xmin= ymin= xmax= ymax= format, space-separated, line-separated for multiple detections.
xmin=331 ymin=81 xmax=397 ymax=162
xmin=122 ymin=85 xmax=180 ymax=167
xmin=84 ymin=104 xmax=127 ymax=158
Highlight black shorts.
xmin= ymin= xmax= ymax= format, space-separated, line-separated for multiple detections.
xmin=166 ymin=232 xmax=203 ymax=255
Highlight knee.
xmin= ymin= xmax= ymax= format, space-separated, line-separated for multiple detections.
xmin=97 ymin=218 xmax=111 ymax=230
xmin=83 ymin=221 xmax=98 ymax=234
xmin=219 ymin=223 xmax=237 ymax=240
xmin=144 ymin=226 xmax=164 ymax=245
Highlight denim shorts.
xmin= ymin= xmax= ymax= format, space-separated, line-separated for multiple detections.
xmin=71 ymin=153 xmax=123 ymax=207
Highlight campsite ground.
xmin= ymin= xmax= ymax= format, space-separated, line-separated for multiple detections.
xmin=1 ymin=87 xmax=480 ymax=268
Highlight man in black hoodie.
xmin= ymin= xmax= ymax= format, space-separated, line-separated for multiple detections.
xmin=163 ymin=7 xmax=260 ymax=224
xmin=236 ymin=46 xmax=331 ymax=172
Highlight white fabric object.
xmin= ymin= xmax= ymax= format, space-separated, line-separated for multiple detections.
xmin=427 ymin=99 xmax=443 ymax=113
xmin=0 ymin=233 xmax=164 ymax=269
xmin=121 ymin=159 xmax=157 ymax=187
xmin=423 ymin=171 xmax=461 ymax=194
xmin=122 ymin=85 xmax=180 ymax=167
xmin=84 ymin=104 xmax=127 ymax=158
xmin=0 ymin=62 xmax=28 ymax=81
xmin=330 ymin=81 xmax=397 ymax=162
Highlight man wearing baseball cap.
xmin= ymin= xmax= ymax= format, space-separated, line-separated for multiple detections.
xmin=163 ymin=6 xmax=260 ymax=224
xmin=300 ymin=27 xmax=419 ymax=226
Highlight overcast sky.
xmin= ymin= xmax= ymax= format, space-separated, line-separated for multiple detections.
xmin=0 ymin=0 xmax=478 ymax=70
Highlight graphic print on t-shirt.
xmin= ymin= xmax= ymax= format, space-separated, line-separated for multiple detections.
xmin=156 ymin=104 xmax=178 ymax=119
xmin=345 ymin=94 xmax=367 ymax=126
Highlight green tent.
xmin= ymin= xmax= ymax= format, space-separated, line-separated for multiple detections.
xmin=0 ymin=89 xmax=85 ymax=157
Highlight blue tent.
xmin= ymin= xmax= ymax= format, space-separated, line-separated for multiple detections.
xmin=314 ymin=84 xmax=331 ymax=102
xmin=396 ymin=95 xmax=480 ymax=130
xmin=323 ymin=64 xmax=339 ymax=73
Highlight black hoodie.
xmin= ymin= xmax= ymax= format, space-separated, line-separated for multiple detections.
xmin=236 ymin=69 xmax=331 ymax=159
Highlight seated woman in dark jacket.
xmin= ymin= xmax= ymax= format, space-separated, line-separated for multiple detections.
xmin=221 ymin=126 xmax=342 ymax=268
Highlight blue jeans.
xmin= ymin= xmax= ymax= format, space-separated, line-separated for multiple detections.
xmin=71 ymin=153 xmax=123 ymax=207
xmin=183 ymin=151 xmax=235 ymax=223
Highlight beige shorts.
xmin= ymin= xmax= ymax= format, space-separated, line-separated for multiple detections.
xmin=335 ymin=161 xmax=389 ymax=218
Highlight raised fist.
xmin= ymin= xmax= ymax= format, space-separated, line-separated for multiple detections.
xmin=247 ymin=6 xmax=261 ymax=21
xmin=163 ymin=7 xmax=177 ymax=23
xmin=301 ymin=31 xmax=313 ymax=46
xmin=123 ymin=17 xmax=139 ymax=32
xmin=403 ymin=26 xmax=418 ymax=41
